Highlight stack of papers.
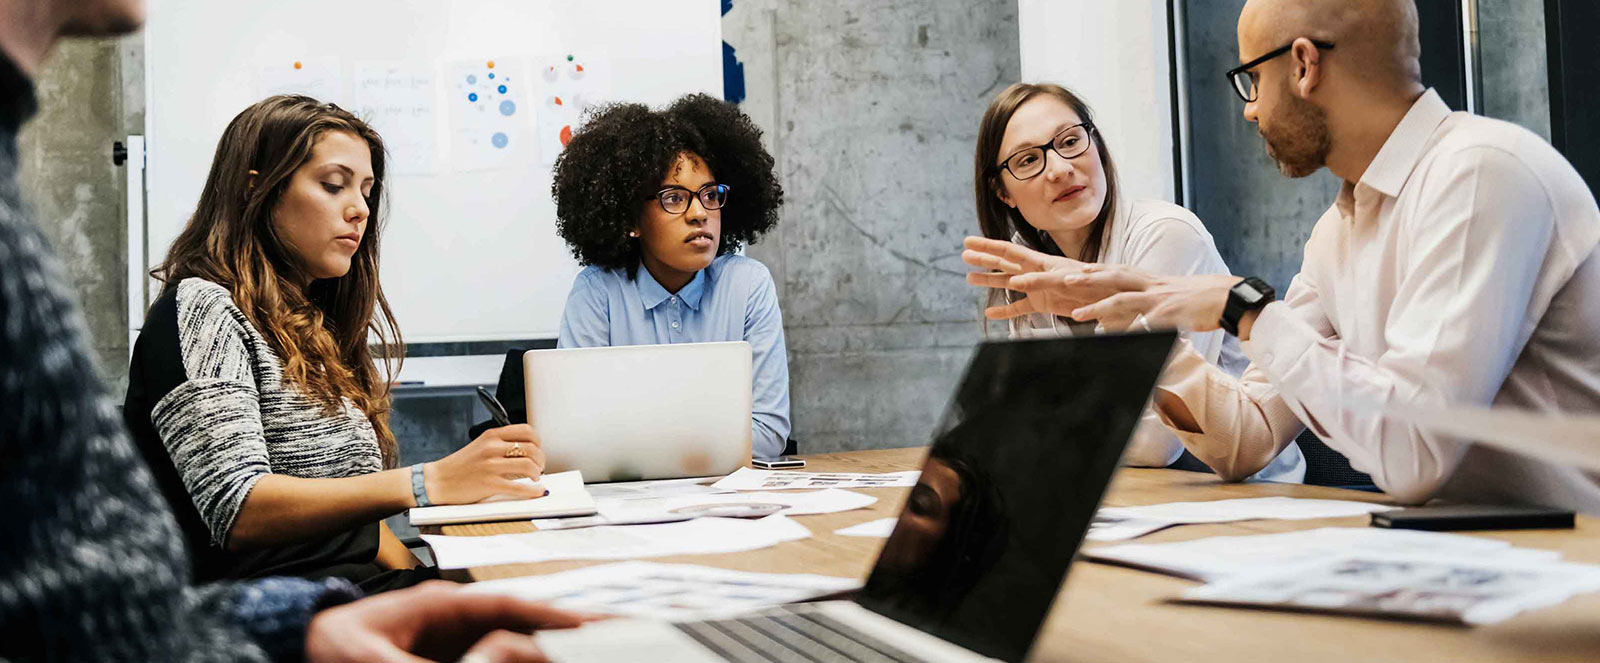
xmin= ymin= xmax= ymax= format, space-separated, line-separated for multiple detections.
xmin=533 ymin=488 xmax=877 ymax=530
xmin=1088 ymin=497 xmax=1396 ymax=541
xmin=409 ymin=471 xmax=597 ymax=526
xmin=422 ymin=514 xmax=812 ymax=569
xmin=464 ymin=561 xmax=860 ymax=621
xmin=711 ymin=468 xmax=920 ymax=491
xmin=1085 ymin=527 xmax=1597 ymax=625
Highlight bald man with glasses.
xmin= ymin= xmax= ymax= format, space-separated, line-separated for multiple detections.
xmin=963 ymin=0 xmax=1600 ymax=511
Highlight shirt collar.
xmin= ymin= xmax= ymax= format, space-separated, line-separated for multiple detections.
xmin=635 ymin=263 xmax=707 ymax=311
xmin=1358 ymin=88 xmax=1452 ymax=198
xmin=677 ymin=267 xmax=706 ymax=310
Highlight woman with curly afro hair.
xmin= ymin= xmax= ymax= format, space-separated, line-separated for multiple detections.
xmin=552 ymin=93 xmax=791 ymax=459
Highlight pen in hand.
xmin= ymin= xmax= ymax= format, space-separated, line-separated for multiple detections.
xmin=476 ymin=385 xmax=512 ymax=427
xmin=475 ymin=386 xmax=547 ymax=497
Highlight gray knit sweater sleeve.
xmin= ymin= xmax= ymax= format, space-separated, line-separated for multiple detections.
xmin=150 ymin=279 xmax=386 ymax=548
xmin=154 ymin=279 xmax=274 ymax=547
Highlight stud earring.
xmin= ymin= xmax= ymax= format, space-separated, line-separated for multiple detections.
xmin=628 ymin=231 xmax=639 ymax=238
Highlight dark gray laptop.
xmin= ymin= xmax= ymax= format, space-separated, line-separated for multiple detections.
xmin=537 ymin=332 xmax=1178 ymax=663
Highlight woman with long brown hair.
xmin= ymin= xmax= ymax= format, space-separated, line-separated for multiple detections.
xmin=123 ymin=95 xmax=546 ymax=592
xmin=965 ymin=82 xmax=1303 ymax=482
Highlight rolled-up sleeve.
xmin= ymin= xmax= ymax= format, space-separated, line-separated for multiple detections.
xmin=1150 ymin=249 xmax=1335 ymax=481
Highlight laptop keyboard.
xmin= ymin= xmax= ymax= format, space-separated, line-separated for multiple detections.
xmin=673 ymin=603 xmax=934 ymax=663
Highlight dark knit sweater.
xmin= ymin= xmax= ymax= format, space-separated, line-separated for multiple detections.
xmin=0 ymin=51 xmax=358 ymax=662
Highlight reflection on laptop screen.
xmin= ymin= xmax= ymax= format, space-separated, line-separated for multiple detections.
xmin=854 ymin=332 xmax=1176 ymax=663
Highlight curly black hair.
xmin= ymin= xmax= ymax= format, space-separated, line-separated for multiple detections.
xmin=551 ymin=93 xmax=783 ymax=276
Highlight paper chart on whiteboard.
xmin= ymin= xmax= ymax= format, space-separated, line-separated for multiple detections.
xmin=351 ymin=61 xmax=437 ymax=176
xmin=534 ymin=52 xmax=612 ymax=166
xmin=447 ymin=58 xmax=532 ymax=172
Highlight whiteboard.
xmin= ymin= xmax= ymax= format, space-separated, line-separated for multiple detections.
xmin=144 ymin=0 xmax=723 ymax=342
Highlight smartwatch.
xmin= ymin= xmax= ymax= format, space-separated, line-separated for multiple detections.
xmin=1220 ymin=277 xmax=1275 ymax=337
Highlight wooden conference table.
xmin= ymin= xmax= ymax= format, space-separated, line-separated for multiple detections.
xmin=429 ymin=447 xmax=1600 ymax=662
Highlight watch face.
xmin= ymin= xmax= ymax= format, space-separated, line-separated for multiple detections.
xmin=1232 ymin=282 xmax=1265 ymax=305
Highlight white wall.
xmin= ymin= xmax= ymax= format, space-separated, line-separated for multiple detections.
xmin=1017 ymin=0 xmax=1178 ymax=203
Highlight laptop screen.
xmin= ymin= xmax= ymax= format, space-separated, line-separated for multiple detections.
xmin=854 ymin=332 xmax=1176 ymax=663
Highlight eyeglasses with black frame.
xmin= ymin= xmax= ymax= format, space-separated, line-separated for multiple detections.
xmin=650 ymin=183 xmax=731 ymax=215
xmin=1225 ymin=39 xmax=1335 ymax=102
xmin=990 ymin=122 xmax=1096 ymax=182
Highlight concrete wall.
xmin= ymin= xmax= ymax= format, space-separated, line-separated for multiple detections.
xmin=16 ymin=36 xmax=137 ymax=391
xmin=725 ymin=0 xmax=1020 ymax=453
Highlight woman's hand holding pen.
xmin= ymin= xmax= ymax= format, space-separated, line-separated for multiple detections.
xmin=424 ymin=424 xmax=547 ymax=505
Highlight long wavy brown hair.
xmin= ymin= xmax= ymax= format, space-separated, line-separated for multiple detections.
xmin=154 ymin=95 xmax=404 ymax=466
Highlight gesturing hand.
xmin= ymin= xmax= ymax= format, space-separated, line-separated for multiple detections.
xmin=962 ymin=236 xmax=1144 ymax=319
xmin=1066 ymin=271 xmax=1242 ymax=334
xmin=961 ymin=236 xmax=1249 ymax=334
xmin=426 ymin=424 xmax=547 ymax=505
xmin=305 ymin=580 xmax=596 ymax=663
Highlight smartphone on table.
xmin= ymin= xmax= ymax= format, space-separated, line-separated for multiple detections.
xmin=752 ymin=456 xmax=806 ymax=469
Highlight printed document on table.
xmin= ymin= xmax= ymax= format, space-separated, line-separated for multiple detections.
xmin=1179 ymin=554 xmax=1600 ymax=625
xmin=1084 ymin=527 xmax=1563 ymax=582
xmin=712 ymin=467 xmax=920 ymax=491
xmin=465 ymin=561 xmax=860 ymax=621
xmin=1088 ymin=497 xmax=1397 ymax=541
xmin=533 ymin=488 xmax=877 ymax=530
xmin=421 ymin=514 xmax=812 ymax=569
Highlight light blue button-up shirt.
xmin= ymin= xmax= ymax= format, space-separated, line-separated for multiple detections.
xmin=557 ymin=254 xmax=792 ymax=459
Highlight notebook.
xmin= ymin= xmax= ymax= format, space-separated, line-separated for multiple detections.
xmin=408 ymin=470 xmax=597 ymax=526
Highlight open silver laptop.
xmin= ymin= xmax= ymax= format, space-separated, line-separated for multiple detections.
xmin=535 ymin=332 xmax=1179 ymax=663
xmin=524 ymin=341 xmax=752 ymax=483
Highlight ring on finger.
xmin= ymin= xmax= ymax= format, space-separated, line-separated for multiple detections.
xmin=505 ymin=442 xmax=526 ymax=458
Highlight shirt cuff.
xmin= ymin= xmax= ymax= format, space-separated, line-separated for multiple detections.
xmin=224 ymin=576 xmax=364 ymax=663
xmin=1239 ymin=301 xmax=1319 ymax=383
